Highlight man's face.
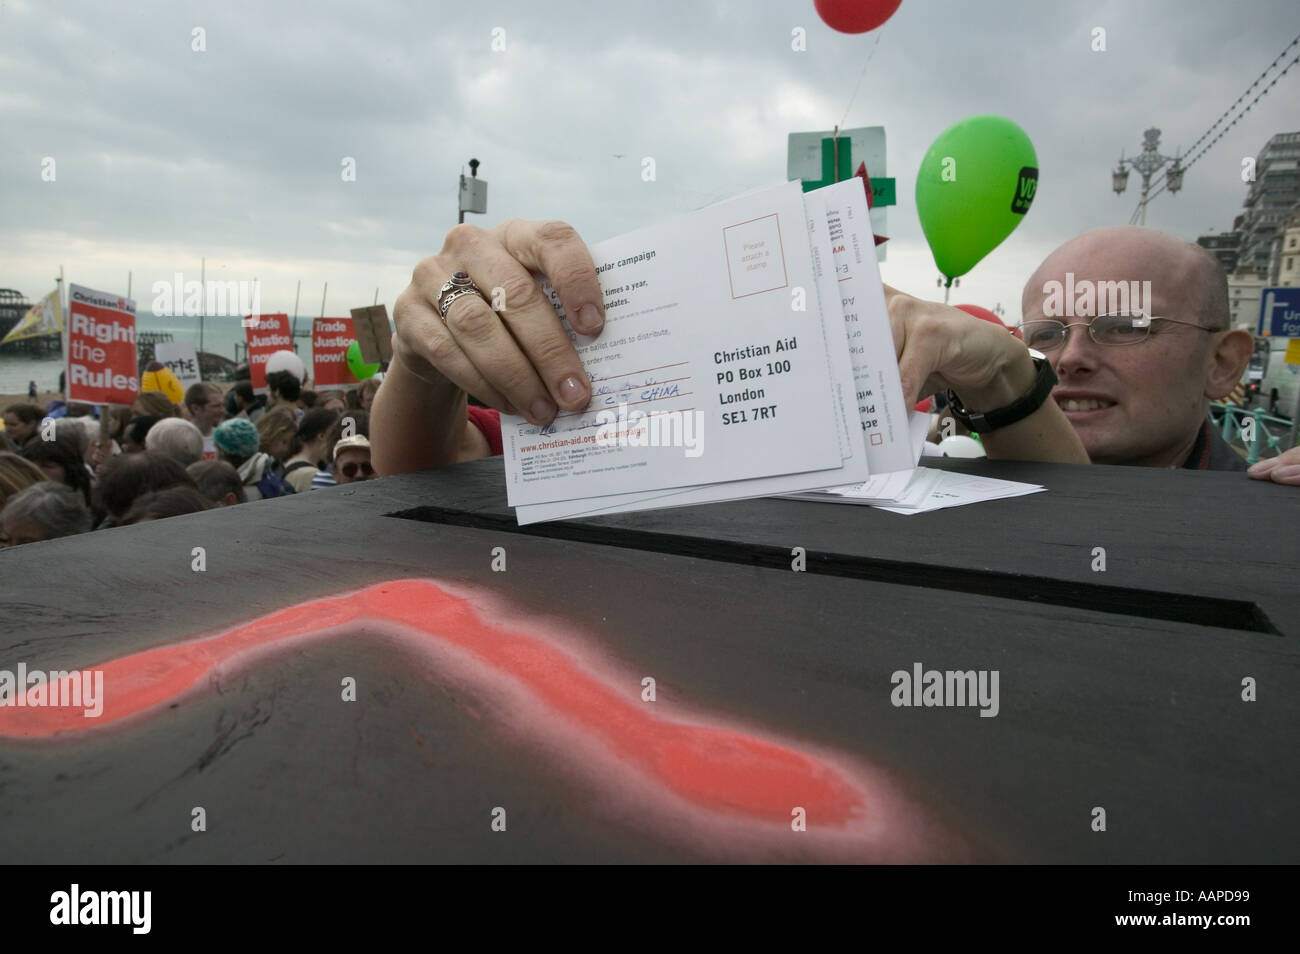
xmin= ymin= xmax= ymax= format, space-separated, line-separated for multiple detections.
xmin=334 ymin=448 xmax=374 ymax=484
xmin=1023 ymin=233 xmax=1222 ymax=467
xmin=4 ymin=413 xmax=34 ymax=443
xmin=192 ymin=395 xmax=225 ymax=431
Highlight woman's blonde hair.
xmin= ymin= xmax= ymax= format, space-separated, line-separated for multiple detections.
xmin=256 ymin=408 xmax=299 ymax=459
xmin=0 ymin=452 xmax=49 ymax=509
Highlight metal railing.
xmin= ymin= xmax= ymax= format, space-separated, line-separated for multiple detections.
xmin=1209 ymin=403 xmax=1292 ymax=465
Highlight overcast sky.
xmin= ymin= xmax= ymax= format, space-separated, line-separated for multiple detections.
xmin=2 ymin=0 xmax=1298 ymax=322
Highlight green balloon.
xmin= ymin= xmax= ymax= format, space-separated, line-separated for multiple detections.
xmin=915 ymin=115 xmax=1039 ymax=282
xmin=346 ymin=340 xmax=379 ymax=380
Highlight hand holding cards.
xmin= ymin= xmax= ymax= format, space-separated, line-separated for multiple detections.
xmin=380 ymin=177 xmax=1079 ymax=518
xmin=502 ymin=179 xmax=914 ymax=523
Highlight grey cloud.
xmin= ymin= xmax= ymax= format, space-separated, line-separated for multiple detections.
xmin=1 ymin=0 xmax=1296 ymax=313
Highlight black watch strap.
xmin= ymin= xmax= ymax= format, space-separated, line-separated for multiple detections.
xmin=945 ymin=354 xmax=1058 ymax=434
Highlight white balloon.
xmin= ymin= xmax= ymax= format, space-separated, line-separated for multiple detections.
xmin=265 ymin=349 xmax=306 ymax=381
xmin=937 ymin=435 xmax=986 ymax=458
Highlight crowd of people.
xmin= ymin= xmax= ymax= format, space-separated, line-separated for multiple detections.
xmin=5 ymin=222 xmax=1298 ymax=551
xmin=0 ymin=367 xmax=385 ymax=548
xmin=371 ymin=221 xmax=1300 ymax=484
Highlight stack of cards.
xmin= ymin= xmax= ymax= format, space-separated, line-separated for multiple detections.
xmin=798 ymin=467 xmax=1045 ymax=515
xmin=500 ymin=178 xmax=1040 ymax=524
xmin=788 ymin=393 xmax=1046 ymax=513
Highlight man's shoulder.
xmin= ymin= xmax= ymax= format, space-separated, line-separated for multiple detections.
xmin=1204 ymin=420 xmax=1249 ymax=472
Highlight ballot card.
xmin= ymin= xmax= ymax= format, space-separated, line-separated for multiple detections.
xmin=782 ymin=410 xmax=929 ymax=506
xmin=872 ymin=470 xmax=1046 ymax=514
xmin=819 ymin=178 xmax=912 ymax=473
xmin=512 ymin=185 xmax=869 ymax=524
xmin=502 ymin=180 xmax=844 ymax=508
xmin=790 ymin=467 xmax=1044 ymax=513
xmin=692 ymin=179 xmax=919 ymax=519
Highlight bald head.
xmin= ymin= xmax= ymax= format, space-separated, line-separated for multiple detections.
xmin=1020 ymin=225 xmax=1252 ymax=469
xmin=1023 ymin=226 xmax=1228 ymax=329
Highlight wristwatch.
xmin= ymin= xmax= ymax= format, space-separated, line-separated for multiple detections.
xmin=944 ymin=350 xmax=1058 ymax=434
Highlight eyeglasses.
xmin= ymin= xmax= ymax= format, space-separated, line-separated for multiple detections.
xmin=1019 ymin=313 xmax=1222 ymax=352
xmin=340 ymin=460 xmax=374 ymax=479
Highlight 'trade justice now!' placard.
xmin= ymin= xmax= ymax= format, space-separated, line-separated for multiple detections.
xmin=313 ymin=317 xmax=356 ymax=389
xmin=66 ymin=283 xmax=138 ymax=405
xmin=244 ymin=314 xmax=292 ymax=392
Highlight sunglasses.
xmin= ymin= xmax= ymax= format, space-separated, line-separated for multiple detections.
xmin=339 ymin=460 xmax=374 ymax=479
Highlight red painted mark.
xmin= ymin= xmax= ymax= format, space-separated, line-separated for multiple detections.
xmin=0 ymin=581 xmax=872 ymax=830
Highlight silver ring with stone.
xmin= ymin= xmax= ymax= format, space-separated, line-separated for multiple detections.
xmin=437 ymin=270 xmax=487 ymax=320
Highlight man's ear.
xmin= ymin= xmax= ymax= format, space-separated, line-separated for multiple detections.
xmin=1205 ymin=329 xmax=1254 ymax=400
xmin=220 ymin=491 xmax=238 ymax=507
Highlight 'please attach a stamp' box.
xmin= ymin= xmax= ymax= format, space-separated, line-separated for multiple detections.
xmin=723 ymin=213 xmax=790 ymax=300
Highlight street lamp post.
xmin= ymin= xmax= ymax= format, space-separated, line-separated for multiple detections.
xmin=936 ymin=276 xmax=959 ymax=304
xmin=1112 ymin=128 xmax=1184 ymax=225
xmin=458 ymin=158 xmax=486 ymax=225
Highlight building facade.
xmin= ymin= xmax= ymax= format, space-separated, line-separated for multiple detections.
xmin=1238 ymin=131 xmax=1300 ymax=278
xmin=1197 ymin=229 xmax=1243 ymax=273
xmin=1270 ymin=211 xmax=1300 ymax=288
xmin=1228 ymin=270 xmax=1267 ymax=332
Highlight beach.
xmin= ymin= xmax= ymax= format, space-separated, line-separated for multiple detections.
xmin=1 ymin=384 xmax=238 ymax=412
xmin=2 ymin=390 xmax=62 ymax=410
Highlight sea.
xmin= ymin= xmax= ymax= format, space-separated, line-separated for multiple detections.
xmin=0 ymin=313 xmax=301 ymax=395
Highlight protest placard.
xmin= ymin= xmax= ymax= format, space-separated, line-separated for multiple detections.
xmin=66 ymin=284 xmax=137 ymax=405
xmin=313 ymin=317 xmax=356 ymax=389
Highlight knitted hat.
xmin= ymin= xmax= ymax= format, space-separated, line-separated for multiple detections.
xmin=213 ymin=417 xmax=260 ymax=459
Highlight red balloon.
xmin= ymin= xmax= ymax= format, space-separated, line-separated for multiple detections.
xmin=814 ymin=0 xmax=902 ymax=34
xmin=956 ymin=303 xmax=1022 ymax=340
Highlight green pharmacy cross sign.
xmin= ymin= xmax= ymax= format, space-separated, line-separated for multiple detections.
xmin=787 ymin=126 xmax=893 ymax=256
xmin=799 ymin=136 xmax=895 ymax=206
